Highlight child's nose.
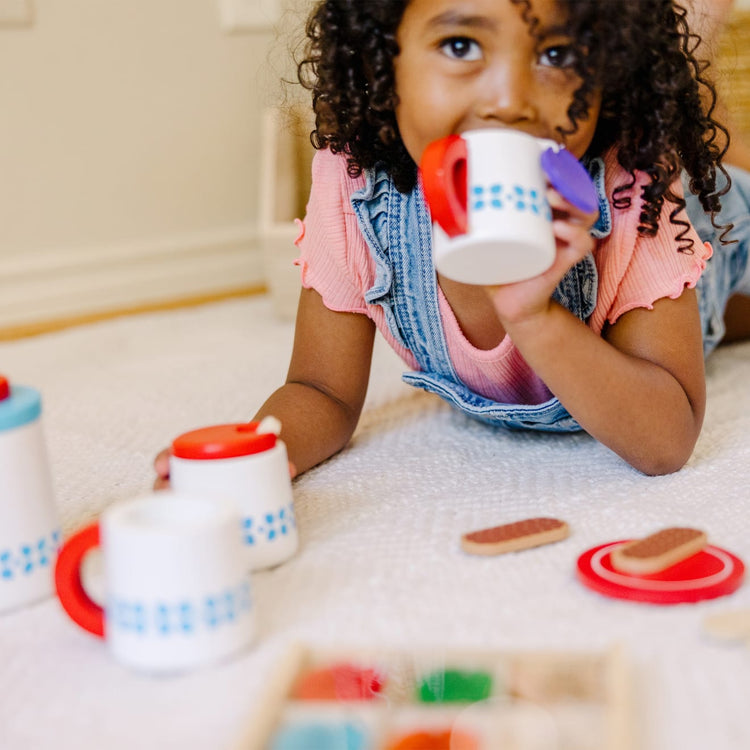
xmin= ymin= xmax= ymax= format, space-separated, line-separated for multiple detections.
xmin=476 ymin=62 xmax=537 ymax=126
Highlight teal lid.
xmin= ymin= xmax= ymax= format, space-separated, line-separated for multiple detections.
xmin=0 ymin=377 xmax=42 ymax=431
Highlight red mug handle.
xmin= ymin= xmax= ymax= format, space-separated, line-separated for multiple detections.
xmin=419 ymin=134 xmax=469 ymax=238
xmin=54 ymin=523 xmax=105 ymax=638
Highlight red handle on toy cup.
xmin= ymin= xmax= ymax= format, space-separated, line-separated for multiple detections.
xmin=419 ymin=134 xmax=469 ymax=237
xmin=54 ymin=523 xmax=105 ymax=638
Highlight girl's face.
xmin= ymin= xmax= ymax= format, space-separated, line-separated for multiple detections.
xmin=393 ymin=0 xmax=602 ymax=165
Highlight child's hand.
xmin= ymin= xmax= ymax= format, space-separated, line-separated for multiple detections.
xmin=486 ymin=187 xmax=599 ymax=327
xmin=153 ymin=448 xmax=171 ymax=490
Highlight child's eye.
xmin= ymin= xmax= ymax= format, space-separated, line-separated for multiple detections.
xmin=539 ymin=44 xmax=577 ymax=69
xmin=439 ymin=37 xmax=482 ymax=61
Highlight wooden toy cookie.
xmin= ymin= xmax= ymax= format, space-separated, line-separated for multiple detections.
xmin=703 ymin=609 xmax=750 ymax=645
xmin=610 ymin=527 xmax=707 ymax=575
xmin=461 ymin=517 xmax=569 ymax=556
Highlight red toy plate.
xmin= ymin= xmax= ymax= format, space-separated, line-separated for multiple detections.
xmin=577 ymin=540 xmax=745 ymax=605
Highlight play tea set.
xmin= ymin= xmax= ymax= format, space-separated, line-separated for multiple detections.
xmin=2 ymin=366 xmax=748 ymax=747
xmin=1 ymin=124 xmax=747 ymax=749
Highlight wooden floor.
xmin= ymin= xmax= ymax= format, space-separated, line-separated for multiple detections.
xmin=3 ymin=13 xmax=747 ymax=344
xmin=0 ymin=285 xmax=266 ymax=342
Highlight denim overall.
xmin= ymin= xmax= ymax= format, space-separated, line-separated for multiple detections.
xmin=686 ymin=165 xmax=750 ymax=354
xmin=350 ymin=160 xmax=750 ymax=433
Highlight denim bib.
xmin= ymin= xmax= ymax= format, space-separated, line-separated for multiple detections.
xmin=351 ymin=158 xmax=612 ymax=432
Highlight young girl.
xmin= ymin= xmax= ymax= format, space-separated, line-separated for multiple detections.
xmin=157 ymin=0 xmax=750 ymax=482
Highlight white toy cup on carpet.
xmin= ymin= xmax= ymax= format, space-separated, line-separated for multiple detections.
xmin=0 ymin=374 xmax=61 ymax=614
xmin=420 ymin=129 xmax=598 ymax=285
xmin=54 ymin=491 xmax=255 ymax=675
xmin=169 ymin=419 xmax=298 ymax=571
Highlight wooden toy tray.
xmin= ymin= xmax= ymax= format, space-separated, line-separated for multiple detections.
xmin=241 ymin=643 xmax=633 ymax=750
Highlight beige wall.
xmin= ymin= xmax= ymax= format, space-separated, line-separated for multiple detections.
xmin=0 ymin=1 xmax=746 ymax=332
xmin=0 ymin=0 xmax=308 ymax=330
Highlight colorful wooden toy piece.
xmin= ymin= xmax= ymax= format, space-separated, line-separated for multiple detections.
xmin=291 ymin=662 xmax=385 ymax=701
xmin=386 ymin=729 xmax=479 ymax=750
xmin=270 ymin=721 xmax=368 ymax=750
xmin=417 ymin=668 xmax=493 ymax=703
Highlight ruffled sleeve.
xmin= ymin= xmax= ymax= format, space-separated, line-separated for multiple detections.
xmin=589 ymin=150 xmax=712 ymax=333
xmin=294 ymin=149 xmax=373 ymax=314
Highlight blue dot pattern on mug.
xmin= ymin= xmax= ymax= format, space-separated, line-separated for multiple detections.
xmin=109 ymin=579 xmax=252 ymax=636
xmin=242 ymin=503 xmax=296 ymax=546
xmin=0 ymin=530 xmax=61 ymax=581
xmin=472 ymin=183 xmax=552 ymax=221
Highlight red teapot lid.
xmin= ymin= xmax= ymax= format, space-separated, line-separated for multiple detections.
xmin=171 ymin=422 xmax=277 ymax=460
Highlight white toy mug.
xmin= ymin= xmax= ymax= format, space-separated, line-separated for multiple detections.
xmin=0 ymin=374 xmax=61 ymax=614
xmin=169 ymin=420 xmax=298 ymax=571
xmin=54 ymin=491 xmax=255 ymax=675
xmin=420 ymin=128 xmax=598 ymax=285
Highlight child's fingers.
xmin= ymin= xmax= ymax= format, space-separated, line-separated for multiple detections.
xmin=153 ymin=476 xmax=172 ymax=491
xmin=546 ymin=186 xmax=599 ymax=226
xmin=153 ymin=448 xmax=170 ymax=481
xmin=551 ymin=217 xmax=596 ymax=247
xmin=153 ymin=448 xmax=170 ymax=489
xmin=546 ymin=185 xmax=598 ymax=270
xmin=551 ymin=218 xmax=596 ymax=267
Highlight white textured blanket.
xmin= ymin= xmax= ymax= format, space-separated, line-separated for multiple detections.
xmin=1 ymin=295 xmax=749 ymax=749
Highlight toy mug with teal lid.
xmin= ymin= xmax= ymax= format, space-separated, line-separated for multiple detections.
xmin=0 ymin=374 xmax=61 ymax=613
xmin=169 ymin=418 xmax=298 ymax=571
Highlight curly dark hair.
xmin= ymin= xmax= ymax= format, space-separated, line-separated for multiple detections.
xmin=297 ymin=0 xmax=731 ymax=247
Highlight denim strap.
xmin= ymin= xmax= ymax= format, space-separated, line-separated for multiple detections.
xmin=686 ymin=165 xmax=750 ymax=355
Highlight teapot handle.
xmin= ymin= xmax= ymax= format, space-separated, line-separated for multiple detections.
xmin=419 ymin=135 xmax=468 ymax=238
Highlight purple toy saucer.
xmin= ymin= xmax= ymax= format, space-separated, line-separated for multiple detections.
xmin=540 ymin=148 xmax=599 ymax=214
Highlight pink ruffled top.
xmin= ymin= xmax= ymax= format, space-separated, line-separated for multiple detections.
xmin=294 ymin=148 xmax=711 ymax=405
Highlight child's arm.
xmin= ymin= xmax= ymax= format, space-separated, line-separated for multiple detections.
xmin=489 ymin=191 xmax=705 ymax=476
xmin=501 ymin=291 xmax=705 ymax=475
xmin=153 ymin=287 xmax=375 ymax=487
xmin=253 ymin=287 xmax=376 ymax=478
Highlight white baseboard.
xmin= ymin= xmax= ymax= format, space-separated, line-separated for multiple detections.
xmin=0 ymin=225 xmax=264 ymax=328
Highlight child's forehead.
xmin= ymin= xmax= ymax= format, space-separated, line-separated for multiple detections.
xmin=400 ymin=0 xmax=573 ymax=31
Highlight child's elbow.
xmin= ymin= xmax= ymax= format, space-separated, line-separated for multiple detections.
xmin=627 ymin=439 xmax=696 ymax=477
xmin=635 ymin=455 xmax=688 ymax=477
